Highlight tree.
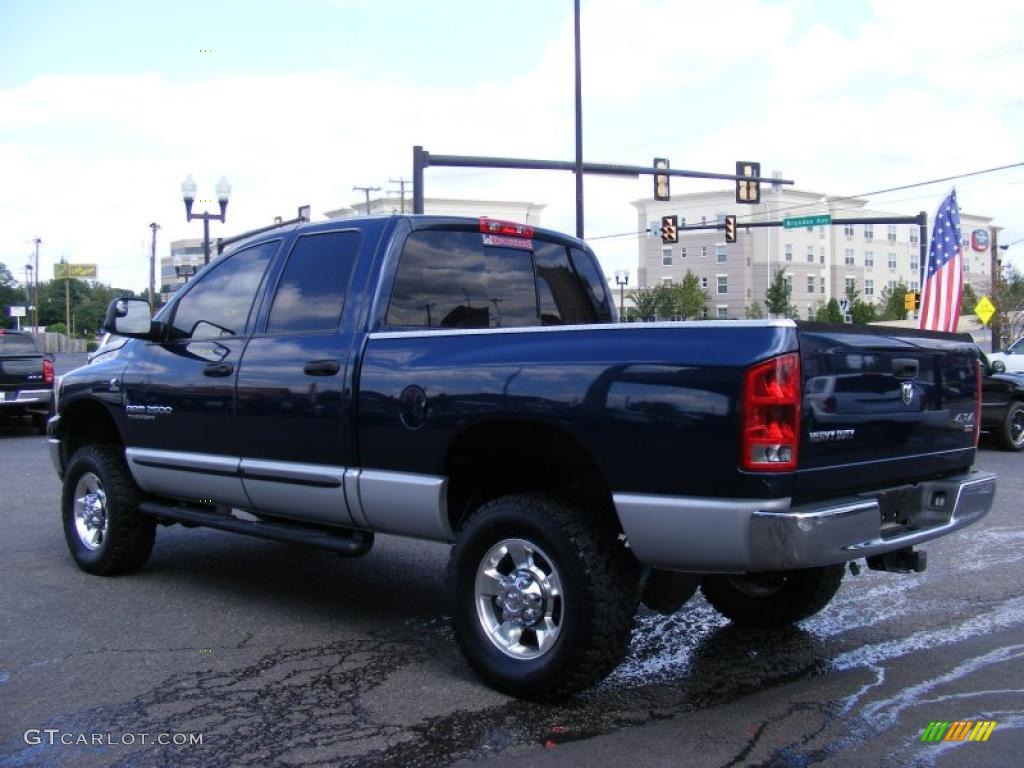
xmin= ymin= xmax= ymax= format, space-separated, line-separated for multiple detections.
xmin=0 ymin=262 xmax=24 ymax=329
xmin=765 ymin=267 xmax=798 ymax=318
xmin=666 ymin=271 xmax=708 ymax=319
xmin=811 ymin=296 xmax=843 ymax=321
xmin=961 ymin=283 xmax=979 ymax=315
xmin=991 ymin=264 xmax=1024 ymax=349
xmin=628 ymin=285 xmax=672 ymax=321
xmin=850 ymin=299 xmax=878 ymax=324
xmin=744 ymin=302 xmax=764 ymax=319
xmin=878 ymin=280 xmax=909 ymax=321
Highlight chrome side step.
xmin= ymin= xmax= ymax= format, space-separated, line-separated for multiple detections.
xmin=137 ymin=500 xmax=374 ymax=557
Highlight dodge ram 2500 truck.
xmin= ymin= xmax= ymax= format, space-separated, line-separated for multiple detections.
xmin=49 ymin=215 xmax=996 ymax=699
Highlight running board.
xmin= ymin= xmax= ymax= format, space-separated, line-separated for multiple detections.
xmin=137 ymin=500 xmax=374 ymax=557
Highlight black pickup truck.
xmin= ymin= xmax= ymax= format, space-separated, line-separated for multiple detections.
xmin=49 ymin=215 xmax=996 ymax=698
xmin=0 ymin=330 xmax=54 ymax=433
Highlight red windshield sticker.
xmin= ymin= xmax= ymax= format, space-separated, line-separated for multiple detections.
xmin=482 ymin=234 xmax=533 ymax=250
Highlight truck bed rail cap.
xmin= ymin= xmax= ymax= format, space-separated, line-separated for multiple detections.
xmin=370 ymin=319 xmax=796 ymax=340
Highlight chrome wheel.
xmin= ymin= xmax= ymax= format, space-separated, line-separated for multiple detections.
xmin=73 ymin=472 xmax=108 ymax=551
xmin=1011 ymin=409 xmax=1024 ymax=447
xmin=475 ymin=538 xmax=564 ymax=660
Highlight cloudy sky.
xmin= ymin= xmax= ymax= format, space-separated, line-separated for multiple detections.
xmin=2 ymin=0 xmax=1022 ymax=292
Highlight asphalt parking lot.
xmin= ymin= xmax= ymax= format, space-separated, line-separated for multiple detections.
xmin=0 ymin=362 xmax=1021 ymax=767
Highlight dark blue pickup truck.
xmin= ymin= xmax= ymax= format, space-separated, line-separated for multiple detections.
xmin=49 ymin=215 xmax=996 ymax=698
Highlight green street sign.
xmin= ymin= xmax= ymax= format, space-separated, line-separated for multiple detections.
xmin=783 ymin=214 xmax=832 ymax=229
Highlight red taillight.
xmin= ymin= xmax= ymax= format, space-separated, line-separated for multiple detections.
xmin=43 ymin=358 xmax=54 ymax=385
xmin=974 ymin=358 xmax=982 ymax=447
xmin=479 ymin=217 xmax=534 ymax=238
xmin=741 ymin=352 xmax=801 ymax=472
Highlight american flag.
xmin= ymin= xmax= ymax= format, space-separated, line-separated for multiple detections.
xmin=919 ymin=188 xmax=963 ymax=332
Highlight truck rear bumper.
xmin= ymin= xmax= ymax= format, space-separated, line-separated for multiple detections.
xmin=613 ymin=470 xmax=997 ymax=573
xmin=0 ymin=389 xmax=52 ymax=413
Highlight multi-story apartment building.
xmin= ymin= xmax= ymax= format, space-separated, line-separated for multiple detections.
xmin=634 ymin=182 xmax=997 ymax=319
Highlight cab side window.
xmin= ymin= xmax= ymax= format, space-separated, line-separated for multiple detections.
xmin=386 ymin=230 xmax=538 ymax=329
xmin=169 ymin=241 xmax=278 ymax=340
xmin=267 ymin=231 xmax=359 ymax=334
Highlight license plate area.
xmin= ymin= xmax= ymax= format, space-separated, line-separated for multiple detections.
xmin=866 ymin=484 xmax=950 ymax=539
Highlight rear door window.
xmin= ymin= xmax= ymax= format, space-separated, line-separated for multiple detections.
xmin=0 ymin=333 xmax=39 ymax=354
xmin=386 ymin=230 xmax=539 ymax=329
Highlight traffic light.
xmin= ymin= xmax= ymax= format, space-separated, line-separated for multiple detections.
xmin=904 ymin=291 xmax=921 ymax=311
xmin=735 ymin=161 xmax=761 ymax=205
xmin=660 ymin=215 xmax=678 ymax=244
xmin=724 ymin=214 xmax=737 ymax=243
xmin=915 ymin=292 xmax=921 ymax=311
xmin=653 ymin=158 xmax=670 ymax=201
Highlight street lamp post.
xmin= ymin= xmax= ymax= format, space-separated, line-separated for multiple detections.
xmin=149 ymin=222 xmax=160 ymax=312
xmin=24 ymin=263 xmax=34 ymax=329
xmin=181 ymin=175 xmax=231 ymax=265
xmin=614 ymin=269 xmax=630 ymax=321
xmin=31 ymin=238 xmax=41 ymax=331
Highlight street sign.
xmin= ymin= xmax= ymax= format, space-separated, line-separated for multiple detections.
xmin=783 ymin=215 xmax=832 ymax=229
xmin=975 ymin=295 xmax=996 ymax=326
xmin=53 ymin=263 xmax=98 ymax=279
xmin=838 ymin=298 xmax=850 ymax=313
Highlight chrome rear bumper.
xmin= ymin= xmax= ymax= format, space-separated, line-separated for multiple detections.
xmin=614 ymin=471 xmax=997 ymax=573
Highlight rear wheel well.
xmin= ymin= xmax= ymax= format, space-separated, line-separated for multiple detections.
xmin=60 ymin=399 xmax=123 ymax=466
xmin=445 ymin=421 xmax=621 ymax=538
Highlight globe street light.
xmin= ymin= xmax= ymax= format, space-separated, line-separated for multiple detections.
xmin=181 ymin=174 xmax=231 ymax=265
xmin=614 ymin=269 xmax=630 ymax=321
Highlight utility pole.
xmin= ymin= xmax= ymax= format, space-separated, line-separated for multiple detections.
xmin=991 ymin=226 xmax=1001 ymax=353
xmin=31 ymin=238 xmax=41 ymax=332
xmin=352 ymin=185 xmax=380 ymax=215
xmin=388 ymin=177 xmax=412 ymax=213
xmin=149 ymin=223 xmax=160 ymax=312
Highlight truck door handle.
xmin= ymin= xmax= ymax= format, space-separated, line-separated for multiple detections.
xmin=304 ymin=359 xmax=340 ymax=376
xmin=203 ymin=362 xmax=234 ymax=377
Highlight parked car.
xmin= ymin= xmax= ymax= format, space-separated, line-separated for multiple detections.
xmin=988 ymin=336 xmax=1024 ymax=374
xmin=0 ymin=329 xmax=54 ymax=434
xmin=49 ymin=215 xmax=996 ymax=699
xmin=978 ymin=347 xmax=1024 ymax=451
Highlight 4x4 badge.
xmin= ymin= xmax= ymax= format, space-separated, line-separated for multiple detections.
xmin=901 ymin=380 xmax=914 ymax=406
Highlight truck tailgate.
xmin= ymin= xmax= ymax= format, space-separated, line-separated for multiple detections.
xmin=795 ymin=324 xmax=978 ymax=500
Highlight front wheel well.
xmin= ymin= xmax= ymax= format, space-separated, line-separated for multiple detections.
xmin=444 ymin=420 xmax=622 ymax=539
xmin=60 ymin=399 xmax=123 ymax=467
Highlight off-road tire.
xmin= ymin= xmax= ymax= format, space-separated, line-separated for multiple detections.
xmin=701 ymin=565 xmax=845 ymax=628
xmin=448 ymin=493 xmax=639 ymax=700
xmin=62 ymin=444 xmax=155 ymax=575
xmin=997 ymin=402 xmax=1024 ymax=451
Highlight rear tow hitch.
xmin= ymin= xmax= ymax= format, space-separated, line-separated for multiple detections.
xmin=866 ymin=547 xmax=927 ymax=574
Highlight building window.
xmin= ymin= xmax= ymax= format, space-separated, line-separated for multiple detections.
xmin=806 ymin=246 xmax=814 ymax=263
xmin=964 ymin=261 xmax=971 ymax=273
xmin=909 ymin=257 xmax=918 ymax=271
xmin=820 ymin=279 xmax=826 ymax=293
xmin=887 ymin=224 xmax=897 ymax=242
xmin=910 ymin=280 xmax=919 ymax=291
xmin=662 ymin=276 xmax=673 ymax=285
xmin=716 ymin=245 xmax=727 ymax=263
xmin=819 ymin=247 xmax=825 ymax=264
xmin=888 ymin=279 xmax=897 ymax=291
xmin=844 ymin=249 xmax=855 ymax=266
xmin=845 ymin=277 xmax=856 ymax=294
xmin=679 ymin=217 xmax=686 ymax=227
xmin=717 ymin=275 xmax=728 ymax=294
xmin=865 ymin=279 xmax=874 ymax=296
xmin=662 ymin=247 xmax=672 ymax=266
xmin=807 ymin=305 xmax=815 ymax=320
xmin=785 ymin=244 xmax=793 ymax=261
xmin=785 ymin=274 xmax=793 ymax=292
xmin=864 ymin=224 xmax=874 ymax=241
xmin=701 ymin=276 xmax=708 ymax=289
xmin=864 ymin=251 xmax=874 ymax=268
xmin=716 ymin=305 xmax=728 ymax=319
xmin=701 ymin=215 xmax=707 ymax=226
xmin=819 ymin=225 xmax=826 ymax=239
xmin=680 ymin=247 xmax=687 ymax=258
xmin=807 ymin=275 xmax=815 ymax=293
xmin=701 ymin=246 xmax=707 ymax=258
xmin=844 ymin=224 xmax=854 ymax=238
xmin=909 ymin=229 xmax=919 ymax=244
xmin=805 ymin=224 xmax=813 ymax=233
xmin=887 ymin=252 xmax=897 ymax=270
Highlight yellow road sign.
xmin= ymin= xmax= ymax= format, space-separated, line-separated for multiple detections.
xmin=975 ymin=295 xmax=996 ymax=326
xmin=53 ymin=263 xmax=98 ymax=279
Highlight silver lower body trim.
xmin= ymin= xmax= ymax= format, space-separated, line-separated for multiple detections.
xmin=125 ymin=448 xmax=252 ymax=509
xmin=48 ymin=438 xmax=63 ymax=476
xmin=614 ymin=470 xmax=997 ymax=573
xmin=356 ymin=469 xmax=452 ymax=542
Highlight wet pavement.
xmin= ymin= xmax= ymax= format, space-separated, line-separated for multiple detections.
xmin=0 ymin=433 xmax=1020 ymax=767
